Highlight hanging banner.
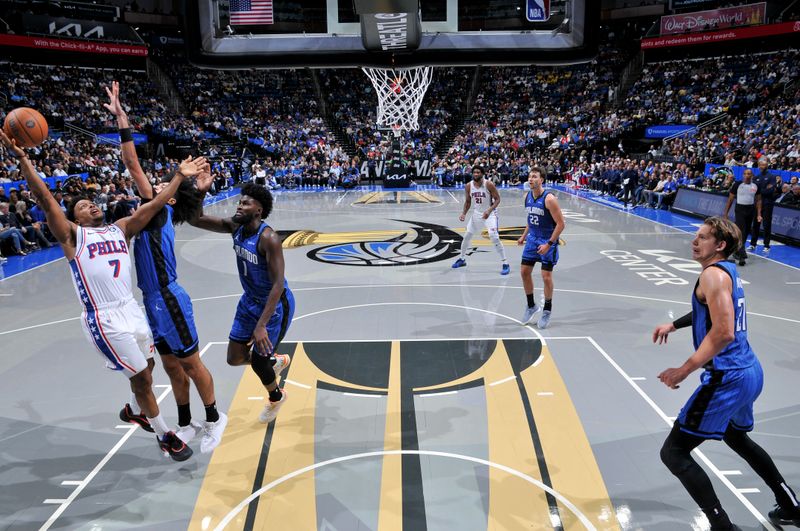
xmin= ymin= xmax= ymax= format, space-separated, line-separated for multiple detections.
xmin=0 ymin=34 xmax=148 ymax=56
xmin=660 ymin=3 xmax=766 ymax=36
xmin=641 ymin=21 xmax=800 ymax=49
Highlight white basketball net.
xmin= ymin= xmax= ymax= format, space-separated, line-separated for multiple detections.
xmin=362 ymin=66 xmax=433 ymax=134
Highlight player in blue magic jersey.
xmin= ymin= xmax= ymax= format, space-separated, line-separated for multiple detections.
xmin=105 ymin=82 xmax=227 ymax=452
xmin=652 ymin=217 xmax=800 ymax=529
xmin=191 ymin=183 xmax=294 ymax=425
xmin=517 ymin=167 xmax=565 ymax=329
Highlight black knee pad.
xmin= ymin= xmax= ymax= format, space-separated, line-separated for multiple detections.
xmin=250 ymin=353 xmax=277 ymax=388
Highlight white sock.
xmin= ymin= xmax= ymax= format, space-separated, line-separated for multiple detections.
xmin=129 ymin=392 xmax=141 ymax=415
xmin=490 ymin=232 xmax=507 ymax=262
xmin=460 ymin=230 xmax=474 ymax=259
xmin=147 ymin=414 xmax=170 ymax=437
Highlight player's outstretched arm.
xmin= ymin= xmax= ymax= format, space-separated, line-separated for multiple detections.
xmin=189 ymin=165 xmax=238 ymax=233
xmin=0 ymin=130 xmax=76 ymax=252
xmin=653 ymin=311 xmax=692 ymax=344
xmin=188 ymin=207 xmax=237 ymax=234
xmin=117 ymin=156 xmax=206 ymax=240
xmin=104 ymin=81 xmax=151 ymax=199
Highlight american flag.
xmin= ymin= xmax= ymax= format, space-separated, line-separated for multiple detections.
xmin=230 ymin=0 xmax=273 ymax=25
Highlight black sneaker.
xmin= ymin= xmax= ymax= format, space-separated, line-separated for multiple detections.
xmin=119 ymin=403 xmax=154 ymax=433
xmin=769 ymin=505 xmax=800 ymax=526
xmin=158 ymin=431 xmax=194 ymax=462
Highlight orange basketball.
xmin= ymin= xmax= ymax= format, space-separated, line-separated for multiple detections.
xmin=3 ymin=107 xmax=48 ymax=148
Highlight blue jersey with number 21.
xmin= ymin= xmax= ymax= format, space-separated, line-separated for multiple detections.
xmin=691 ymin=261 xmax=755 ymax=371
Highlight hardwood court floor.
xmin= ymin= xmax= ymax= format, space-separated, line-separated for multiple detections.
xmin=1 ymin=186 xmax=798 ymax=530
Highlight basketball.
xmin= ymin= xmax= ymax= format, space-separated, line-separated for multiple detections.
xmin=3 ymin=107 xmax=48 ymax=148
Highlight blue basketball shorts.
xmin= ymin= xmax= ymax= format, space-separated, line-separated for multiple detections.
xmin=229 ymin=288 xmax=295 ymax=355
xmin=521 ymin=237 xmax=559 ymax=269
xmin=677 ymin=360 xmax=764 ymax=440
xmin=142 ymin=281 xmax=199 ymax=358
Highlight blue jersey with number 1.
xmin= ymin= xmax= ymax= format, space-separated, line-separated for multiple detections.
xmin=233 ymin=222 xmax=288 ymax=300
xmin=691 ymin=261 xmax=755 ymax=370
xmin=525 ymin=190 xmax=555 ymax=240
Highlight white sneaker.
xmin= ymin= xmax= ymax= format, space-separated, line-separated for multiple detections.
xmin=537 ymin=310 xmax=552 ymax=329
xmin=259 ymin=389 xmax=288 ymax=424
xmin=273 ymin=354 xmax=291 ymax=375
xmin=175 ymin=420 xmax=203 ymax=444
xmin=747 ymin=245 xmax=756 ymax=252
xmin=200 ymin=412 xmax=228 ymax=454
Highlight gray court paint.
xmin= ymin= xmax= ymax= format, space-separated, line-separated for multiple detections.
xmin=1 ymin=188 xmax=796 ymax=530
xmin=414 ymin=386 xmax=489 ymax=531
xmin=315 ymin=388 xmax=385 ymax=531
xmin=600 ymin=249 xmax=689 ymax=285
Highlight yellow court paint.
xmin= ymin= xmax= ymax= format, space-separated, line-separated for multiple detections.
xmin=250 ymin=343 xmax=318 ymax=529
xmin=187 ymin=365 xmax=273 ymax=531
xmin=377 ymin=341 xmax=403 ymax=531
xmin=483 ymin=341 xmax=554 ymax=530
xmin=520 ymin=346 xmax=620 ymax=530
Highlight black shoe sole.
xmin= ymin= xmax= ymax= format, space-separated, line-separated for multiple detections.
xmin=119 ymin=407 xmax=155 ymax=433
xmin=161 ymin=445 xmax=194 ymax=462
xmin=769 ymin=516 xmax=800 ymax=527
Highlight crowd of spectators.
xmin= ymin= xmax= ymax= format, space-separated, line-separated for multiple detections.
xmin=3 ymin=44 xmax=800 ymax=262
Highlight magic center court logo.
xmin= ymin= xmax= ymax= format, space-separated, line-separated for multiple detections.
xmin=304 ymin=220 xmax=462 ymax=267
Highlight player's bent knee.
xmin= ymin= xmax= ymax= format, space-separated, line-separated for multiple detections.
xmin=226 ymin=343 xmax=250 ymax=366
xmin=659 ymin=443 xmax=690 ymax=475
xmin=130 ymin=370 xmax=153 ymax=393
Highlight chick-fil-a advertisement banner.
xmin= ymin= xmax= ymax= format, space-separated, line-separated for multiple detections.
xmin=660 ymin=3 xmax=765 ymax=35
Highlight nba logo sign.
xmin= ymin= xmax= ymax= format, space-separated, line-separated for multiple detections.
xmin=526 ymin=0 xmax=550 ymax=22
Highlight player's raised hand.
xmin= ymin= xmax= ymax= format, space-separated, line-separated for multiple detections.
xmin=0 ymin=129 xmax=26 ymax=158
xmin=195 ymin=163 xmax=213 ymax=193
xmin=652 ymin=322 xmax=676 ymax=344
xmin=103 ymin=81 xmax=124 ymax=116
xmin=178 ymin=156 xmax=208 ymax=179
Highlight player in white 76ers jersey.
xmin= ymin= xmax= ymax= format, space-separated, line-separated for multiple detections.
xmin=452 ymin=166 xmax=510 ymax=275
xmin=0 ymin=128 xmax=205 ymax=462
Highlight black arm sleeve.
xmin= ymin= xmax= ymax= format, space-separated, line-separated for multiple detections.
xmin=672 ymin=311 xmax=693 ymax=330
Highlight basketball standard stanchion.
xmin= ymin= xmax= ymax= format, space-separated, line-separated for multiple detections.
xmin=362 ymin=66 xmax=434 ymax=137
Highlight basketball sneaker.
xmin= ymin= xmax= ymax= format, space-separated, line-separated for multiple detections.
xmin=119 ymin=403 xmax=154 ymax=433
xmin=521 ymin=304 xmax=539 ymax=325
xmin=175 ymin=420 xmax=203 ymax=444
xmin=272 ymin=354 xmax=291 ymax=375
xmin=157 ymin=431 xmax=193 ymax=462
xmin=500 ymin=263 xmax=510 ymax=275
xmin=769 ymin=504 xmax=800 ymax=526
xmin=200 ymin=412 xmax=228 ymax=454
xmin=747 ymin=244 xmax=756 ymax=252
xmin=259 ymin=389 xmax=288 ymax=424
xmin=451 ymin=258 xmax=467 ymax=269
xmin=763 ymin=246 xmax=770 ymax=255
xmin=537 ymin=310 xmax=552 ymax=329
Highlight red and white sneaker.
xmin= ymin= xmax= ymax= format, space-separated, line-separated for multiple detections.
xmin=273 ymin=354 xmax=291 ymax=375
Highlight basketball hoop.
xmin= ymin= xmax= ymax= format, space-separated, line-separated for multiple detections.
xmin=362 ymin=66 xmax=433 ymax=133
